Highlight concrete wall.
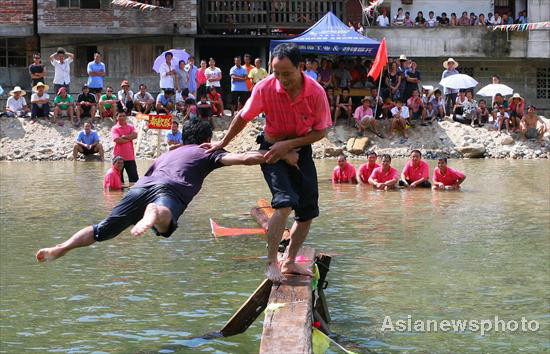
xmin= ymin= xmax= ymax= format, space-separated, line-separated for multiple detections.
xmin=38 ymin=0 xmax=197 ymax=35
xmin=389 ymin=0 xmax=493 ymax=17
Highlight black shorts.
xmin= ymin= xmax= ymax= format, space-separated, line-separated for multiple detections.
xmin=93 ymin=184 xmax=187 ymax=241
xmin=89 ymin=87 xmax=102 ymax=94
xmin=79 ymin=104 xmax=92 ymax=117
xmin=258 ymin=134 xmax=319 ymax=222
xmin=231 ymin=91 xmax=250 ymax=106
xmin=399 ymin=179 xmax=432 ymax=188
xmin=81 ymin=146 xmax=97 ymax=155
xmin=121 ymin=160 xmax=139 ymax=183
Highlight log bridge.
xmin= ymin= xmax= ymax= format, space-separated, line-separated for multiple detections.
xmin=219 ymin=199 xmax=332 ymax=353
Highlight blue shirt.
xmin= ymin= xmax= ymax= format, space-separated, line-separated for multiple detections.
xmin=304 ymin=70 xmax=318 ymax=81
xmin=185 ymin=64 xmax=198 ymax=92
xmin=157 ymin=93 xmax=173 ymax=106
xmin=87 ymin=61 xmax=105 ymax=88
xmin=166 ymin=130 xmax=182 ymax=144
xmin=230 ymin=65 xmax=248 ymax=92
xmin=76 ymin=130 xmax=100 ymax=145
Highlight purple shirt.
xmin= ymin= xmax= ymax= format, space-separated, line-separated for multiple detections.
xmin=133 ymin=145 xmax=227 ymax=204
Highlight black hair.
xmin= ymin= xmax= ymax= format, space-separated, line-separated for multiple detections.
xmin=184 ymin=98 xmax=196 ymax=105
xmin=33 ymin=52 xmax=41 ymax=57
xmin=164 ymin=88 xmax=175 ymax=95
xmin=528 ymin=105 xmax=536 ymax=110
xmin=182 ymin=88 xmax=190 ymax=96
xmin=411 ymin=149 xmax=422 ymax=157
xmin=381 ymin=154 xmax=392 ymax=161
xmin=172 ymin=121 xmax=179 ymax=126
xmin=182 ymin=119 xmax=213 ymax=145
xmin=495 ymin=93 xmax=502 ymax=97
xmin=442 ymin=12 xmax=447 ymax=16
xmin=367 ymin=151 xmax=377 ymax=157
xmin=188 ymin=56 xmax=195 ymax=60
xmin=244 ymin=53 xmax=251 ymax=58
xmin=438 ymin=157 xmax=448 ymax=163
xmin=139 ymin=83 xmax=147 ymax=89
xmin=112 ymin=155 xmax=124 ymax=165
xmin=57 ymin=47 xmax=66 ymax=54
xmin=272 ymin=43 xmax=302 ymax=68
xmin=429 ymin=10 xmax=434 ymax=15
xmin=106 ymin=86 xmax=113 ymax=91
xmin=479 ymin=99 xmax=486 ymax=103
xmin=209 ymin=86 xmax=217 ymax=92
xmin=179 ymin=60 xmax=186 ymax=65
xmin=342 ymin=87 xmax=350 ymax=93
xmin=165 ymin=52 xmax=173 ymax=58
xmin=95 ymin=52 xmax=101 ymax=56
xmin=395 ymin=98 xmax=403 ymax=103
xmin=234 ymin=56 xmax=241 ymax=60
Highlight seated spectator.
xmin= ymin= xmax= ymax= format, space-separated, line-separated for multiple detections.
xmin=517 ymin=10 xmax=527 ymax=24
xmin=495 ymin=105 xmax=510 ymax=132
xmin=166 ymin=121 xmax=183 ymax=150
xmin=207 ymin=86 xmax=224 ymax=117
xmin=458 ymin=11 xmax=470 ymax=26
xmin=368 ymin=154 xmax=398 ymax=190
xmin=357 ymin=151 xmax=380 ymax=185
xmin=156 ymin=88 xmax=175 ymax=114
xmin=404 ymin=12 xmax=414 ymax=27
xmin=506 ymin=11 xmax=515 ymax=24
xmin=509 ymin=93 xmax=524 ymax=132
xmin=407 ymin=89 xmax=424 ymax=124
xmin=304 ymin=59 xmax=318 ymax=80
xmin=103 ymin=155 xmax=124 ymax=191
xmin=392 ymin=7 xmax=405 ymax=26
xmin=197 ymin=93 xmax=213 ymax=122
xmin=469 ymin=12 xmax=478 ymax=25
xmin=439 ymin=12 xmax=450 ymax=26
xmin=382 ymin=96 xmax=395 ymax=120
xmin=421 ymin=85 xmax=433 ymax=107
xmin=415 ymin=11 xmax=426 ymax=27
xmin=332 ymin=154 xmax=357 ymax=184
xmin=76 ymin=85 xmax=97 ymax=123
xmin=133 ymin=84 xmax=154 ymax=114
xmin=477 ymin=14 xmax=486 ymax=26
xmin=425 ymin=102 xmax=436 ymax=123
xmin=494 ymin=12 xmax=502 ymax=25
xmin=433 ymin=157 xmax=466 ymax=191
xmin=450 ymin=13 xmax=458 ymax=26
xmin=478 ymin=99 xmax=490 ymax=123
xmin=334 ymin=88 xmax=352 ymax=125
xmin=390 ymin=98 xmax=409 ymax=140
xmin=318 ymin=59 xmax=333 ymax=89
xmin=452 ymin=90 xmax=467 ymax=120
xmin=462 ymin=91 xmax=480 ymax=126
xmin=73 ymin=121 xmax=104 ymax=160
xmin=31 ymin=82 xmax=50 ymax=121
xmin=520 ymin=106 xmax=547 ymax=146
xmin=426 ymin=11 xmax=438 ymax=27
xmin=399 ymin=150 xmax=431 ymax=188
xmin=53 ymin=87 xmax=75 ymax=126
xmin=333 ymin=61 xmax=352 ymax=89
xmin=117 ymin=80 xmax=134 ymax=115
xmin=429 ymin=89 xmax=446 ymax=120
xmin=99 ymin=87 xmax=117 ymax=119
xmin=183 ymin=98 xmax=198 ymax=121
xmin=486 ymin=12 xmax=495 ymax=25
xmin=491 ymin=93 xmax=509 ymax=122
xmin=5 ymin=86 xmax=29 ymax=118
xmin=376 ymin=8 xmax=390 ymax=27
xmin=354 ymin=97 xmax=382 ymax=137
xmin=326 ymin=88 xmax=337 ymax=119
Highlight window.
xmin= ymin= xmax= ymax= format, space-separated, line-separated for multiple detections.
xmin=536 ymin=68 xmax=549 ymax=99
xmin=0 ymin=38 xmax=28 ymax=67
xmin=75 ymin=45 xmax=98 ymax=77
xmin=57 ymin=0 xmax=101 ymax=8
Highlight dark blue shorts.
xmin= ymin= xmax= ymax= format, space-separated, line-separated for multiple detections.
xmin=258 ymin=134 xmax=319 ymax=222
xmin=93 ymin=184 xmax=187 ymax=242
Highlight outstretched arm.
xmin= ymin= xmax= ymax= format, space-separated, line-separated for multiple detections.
xmin=220 ymin=149 xmax=299 ymax=167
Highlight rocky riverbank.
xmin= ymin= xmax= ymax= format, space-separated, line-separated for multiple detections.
xmin=1 ymin=115 xmax=549 ymax=161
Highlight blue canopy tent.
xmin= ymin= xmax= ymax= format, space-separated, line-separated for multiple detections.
xmin=269 ymin=11 xmax=380 ymax=56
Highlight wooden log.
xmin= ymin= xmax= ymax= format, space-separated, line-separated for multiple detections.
xmin=314 ymin=254 xmax=332 ymax=324
xmin=220 ymin=279 xmax=273 ymax=337
xmin=251 ymin=199 xmax=291 ymax=241
xmin=259 ymin=246 xmax=316 ymax=353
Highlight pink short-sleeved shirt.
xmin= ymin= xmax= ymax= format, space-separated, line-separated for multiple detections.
xmin=434 ymin=167 xmax=465 ymax=186
xmin=354 ymin=106 xmax=373 ymax=124
xmin=240 ymin=74 xmax=332 ymax=137
xmin=370 ymin=166 xmax=398 ymax=183
xmin=112 ymin=123 xmax=136 ymax=161
xmin=402 ymin=160 xmax=430 ymax=182
xmin=103 ymin=167 xmax=122 ymax=191
xmin=358 ymin=162 xmax=380 ymax=184
xmin=332 ymin=162 xmax=357 ymax=184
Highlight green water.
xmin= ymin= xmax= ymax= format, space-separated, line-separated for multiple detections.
xmin=0 ymin=159 xmax=549 ymax=353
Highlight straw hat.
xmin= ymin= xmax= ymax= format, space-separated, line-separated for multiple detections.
xmin=399 ymin=54 xmax=408 ymax=61
xmin=361 ymin=96 xmax=372 ymax=103
xmin=32 ymin=82 xmax=49 ymax=93
xmin=509 ymin=93 xmax=524 ymax=101
xmin=9 ymin=86 xmax=26 ymax=96
xmin=443 ymin=58 xmax=459 ymax=69
xmin=120 ymin=80 xmax=129 ymax=87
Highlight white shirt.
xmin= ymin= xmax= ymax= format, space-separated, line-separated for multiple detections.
xmin=376 ymin=15 xmax=389 ymax=27
xmin=159 ymin=62 xmax=175 ymax=89
xmin=205 ymin=67 xmax=222 ymax=87
xmin=391 ymin=106 xmax=410 ymax=119
xmin=118 ymin=89 xmax=134 ymax=104
xmin=175 ymin=91 xmax=195 ymax=103
xmin=51 ymin=58 xmax=73 ymax=85
xmin=7 ymin=96 xmax=27 ymax=111
xmin=133 ymin=91 xmax=154 ymax=103
xmin=31 ymin=92 xmax=50 ymax=107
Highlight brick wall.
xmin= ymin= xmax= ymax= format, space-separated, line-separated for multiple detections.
xmin=38 ymin=0 xmax=197 ymax=34
xmin=0 ymin=0 xmax=34 ymax=25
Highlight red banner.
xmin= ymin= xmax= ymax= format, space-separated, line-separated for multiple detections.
xmin=148 ymin=115 xmax=173 ymax=130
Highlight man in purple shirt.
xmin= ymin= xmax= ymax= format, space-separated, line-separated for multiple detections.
xmin=35 ymin=120 xmax=298 ymax=263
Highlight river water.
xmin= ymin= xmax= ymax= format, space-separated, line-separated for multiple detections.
xmin=1 ymin=159 xmax=549 ymax=353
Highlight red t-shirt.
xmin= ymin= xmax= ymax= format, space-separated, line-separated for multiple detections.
xmin=370 ymin=166 xmax=398 ymax=183
xmin=402 ymin=160 xmax=430 ymax=182
xmin=332 ymin=162 xmax=357 ymax=184
xmin=433 ymin=167 xmax=465 ymax=186
xmin=111 ymin=123 xmax=136 ymax=161
xmin=358 ymin=162 xmax=380 ymax=184
xmin=103 ymin=167 xmax=122 ymax=191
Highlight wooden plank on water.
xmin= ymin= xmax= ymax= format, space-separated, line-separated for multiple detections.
xmin=259 ymin=246 xmax=316 ymax=353
xmin=251 ymin=199 xmax=291 ymax=240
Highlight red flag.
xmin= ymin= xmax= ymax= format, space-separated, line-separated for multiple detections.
xmin=367 ymin=38 xmax=387 ymax=81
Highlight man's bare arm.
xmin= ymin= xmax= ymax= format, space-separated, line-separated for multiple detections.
xmin=220 ymin=149 xmax=299 ymax=167
xmin=264 ymin=129 xmax=327 ymax=163
xmin=203 ymin=111 xmax=248 ymax=152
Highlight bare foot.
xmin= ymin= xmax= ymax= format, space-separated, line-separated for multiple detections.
xmin=35 ymin=245 xmax=66 ymax=262
xmin=266 ymin=262 xmax=286 ymax=283
xmin=131 ymin=203 xmax=159 ymax=236
xmin=281 ymin=261 xmax=313 ymax=277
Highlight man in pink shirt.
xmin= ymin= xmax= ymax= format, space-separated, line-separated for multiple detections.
xmin=399 ymin=149 xmax=431 ymax=188
xmin=332 ymin=154 xmax=357 ymax=184
xmin=104 ymin=156 xmax=125 ymax=191
xmin=357 ymin=151 xmax=380 ymax=184
xmin=433 ymin=157 xmax=466 ymax=190
xmin=203 ymin=44 xmax=331 ymax=283
xmin=368 ymin=154 xmax=398 ymax=190
xmin=111 ymin=112 xmax=138 ymax=183
xmin=353 ymin=97 xmax=382 ymax=137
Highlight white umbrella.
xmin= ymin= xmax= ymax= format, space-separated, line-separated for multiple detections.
xmin=152 ymin=49 xmax=189 ymax=74
xmin=439 ymin=74 xmax=478 ymax=90
xmin=476 ymin=83 xmax=513 ymax=97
